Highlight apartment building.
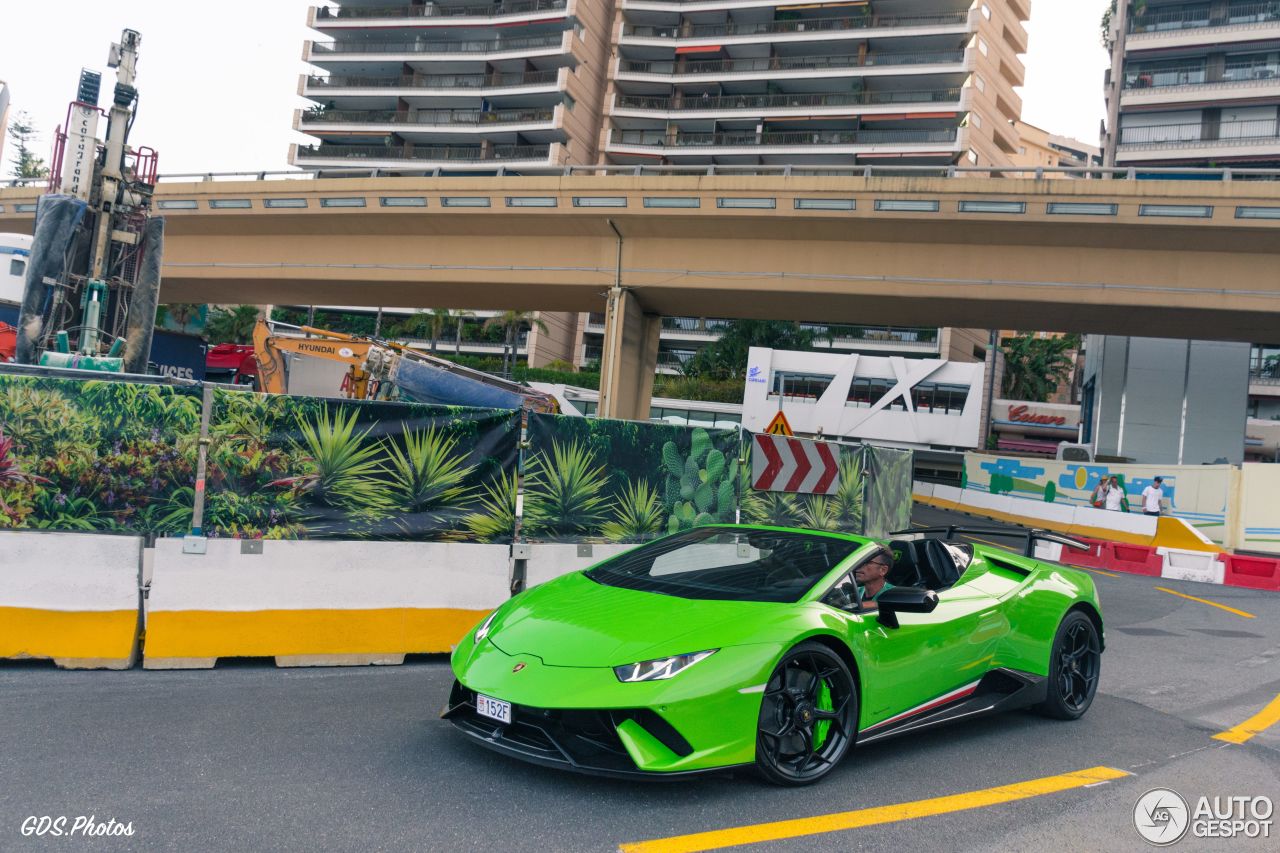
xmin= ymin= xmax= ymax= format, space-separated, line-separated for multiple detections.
xmin=1110 ymin=0 xmax=1280 ymax=169
xmin=290 ymin=2 xmax=1031 ymax=373
xmin=1010 ymin=120 xmax=1101 ymax=173
xmin=602 ymin=0 xmax=1030 ymax=169
xmin=291 ymin=0 xmax=614 ymax=172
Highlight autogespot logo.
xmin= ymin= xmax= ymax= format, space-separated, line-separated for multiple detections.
xmin=1134 ymin=788 xmax=1190 ymax=846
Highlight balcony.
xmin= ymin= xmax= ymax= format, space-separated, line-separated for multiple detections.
xmin=307 ymin=33 xmax=567 ymax=59
xmin=313 ymin=0 xmax=568 ymax=22
xmin=610 ymin=127 xmax=959 ymax=151
xmin=304 ymin=70 xmax=561 ymax=92
xmin=612 ymin=88 xmax=964 ymax=119
xmin=1120 ymin=60 xmax=1280 ymax=106
xmin=615 ymin=48 xmax=968 ymax=80
xmin=1117 ymin=117 xmax=1280 ymax=161
xmin=294 ymin=142 xmax=558 ymax=169
xmin=620 ymin=10 xmax=969 ymax=45
xmin=299 ymin=107 xmax=558 ymax=135
xmin=1129 ymin=2 xmax=1280 ymax=51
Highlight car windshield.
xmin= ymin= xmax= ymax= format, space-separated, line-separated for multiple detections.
xmin=585 ymin=527 xmax=861 ymax=603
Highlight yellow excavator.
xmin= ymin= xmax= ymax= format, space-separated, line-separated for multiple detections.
xmin=252 ymin=319 xmax=558 ymax=413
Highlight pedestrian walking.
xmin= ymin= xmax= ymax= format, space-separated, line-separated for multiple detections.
xmin=1141 ymin=477 xmax=1166 ymax=517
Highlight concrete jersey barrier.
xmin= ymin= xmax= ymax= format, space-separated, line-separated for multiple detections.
xmin=144 ymin=539 xmax=511 ymax=668
xmin=0 ymin=531 xmax=142 ymax=669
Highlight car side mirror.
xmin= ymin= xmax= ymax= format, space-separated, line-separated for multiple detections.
xmin=876 ymin=587 xmax=939 ymax=629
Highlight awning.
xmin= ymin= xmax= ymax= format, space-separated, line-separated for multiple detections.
xmin=675 ymin=44 xmax=722 ymax=55
xmin=861 ymin=112 xmax=958 ymax=121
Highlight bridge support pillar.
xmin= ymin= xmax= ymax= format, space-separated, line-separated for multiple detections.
xmin=598 ymin=287 xmax=660 ymax=421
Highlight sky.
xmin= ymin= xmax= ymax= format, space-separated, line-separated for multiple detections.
xmin=2 ymin=1 xmax=1113 ymax=177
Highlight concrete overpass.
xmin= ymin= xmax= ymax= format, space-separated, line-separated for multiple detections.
xmin=3 ymin=170 xmax=1279 ymax=417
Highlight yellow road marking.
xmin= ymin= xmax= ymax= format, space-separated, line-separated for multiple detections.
xmin=1213 ymin=692 xmax=1280 ymax=744
xmin=618 ymin=766 xmax=1131 ymax=853
xmin=1154 ymin=587 xmax=1256 ymax=619
xmin=1078 ymin=566 xmax=1122 ymax=579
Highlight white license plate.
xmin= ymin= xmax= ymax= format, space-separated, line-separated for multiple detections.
xmin=476 ymin=693 xmax=512 ymax=724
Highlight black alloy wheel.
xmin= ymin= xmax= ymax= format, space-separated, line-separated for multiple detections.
xmin=1036 ymin=610 xmax=1102 ymax=720
xmin=755 ymin=641 xmax=857 ymax=786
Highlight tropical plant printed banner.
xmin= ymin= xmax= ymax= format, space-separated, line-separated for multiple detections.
xmin=524 ymin=413 xmax=742 ymax=543
xmin=739 ymin=441 xmax=868 ymax=535
xmin=0 ymin=374 xmax=201 ymax=534
xmin=862 ymin=446 xmax=914 ymax=539
xmin=202 ymin=389 xmax=520 ymax=541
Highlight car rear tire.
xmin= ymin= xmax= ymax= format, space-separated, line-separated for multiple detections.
xmin=1036 ymin=610 xmax=1101 ymax=720
xmin=755 ymin=641 xmax=857 ymax=786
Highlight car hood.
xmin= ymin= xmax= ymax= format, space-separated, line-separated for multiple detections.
xmin=488 ymin=571 xmax=784 ymax=667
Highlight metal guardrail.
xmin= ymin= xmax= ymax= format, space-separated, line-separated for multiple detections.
xmin=300 ymin=107 xmax=555 ymax=125
xmin=1124 ymin=60 xmax=1280 ymax=90
xmin=294 ymin=144 xmax=553 ymax=161
xmin=318 ymin=0 xmax=567 ymax=20
xmin=1119 ymin=118 xmax=1279 ymax=146
xmin=308 ymin=34 xmax=563 ymax=55
xmin=613 ymin=128 xmax=959 ymax=147
xmin=1130 ymin=2 xmax=1280 ymax=33
xmin=8 ymin=165 xmax=1280 ymax=190
xmin=622 ymin=11 xmax=967 ymax=39
xmin=305 ymin=70 xmax=560 ymax=89
xmin=614 ymin=88 xmax=962 ymax=112
xmin=618 ymin=49 xmax=967 ymax=75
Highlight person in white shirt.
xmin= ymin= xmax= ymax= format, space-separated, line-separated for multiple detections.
xmin=1104 ymin=476 xmax=1126 ymax=512
xmin=1141 ymin=477 xmax=1165 ymax=516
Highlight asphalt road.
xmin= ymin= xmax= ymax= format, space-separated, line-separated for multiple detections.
xmin=2 ymin=505 xmax=1278 ymax=852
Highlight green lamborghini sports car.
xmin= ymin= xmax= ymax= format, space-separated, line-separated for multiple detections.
xmin=444 ymin=524 xmax=1103 ymax=785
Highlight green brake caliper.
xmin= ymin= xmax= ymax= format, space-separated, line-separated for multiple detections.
xmin=813 ymin=677 xmax=833 ymax=749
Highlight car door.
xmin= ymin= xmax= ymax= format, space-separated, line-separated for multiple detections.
xmin=838 ymin=551 xmax=1006 ymax=731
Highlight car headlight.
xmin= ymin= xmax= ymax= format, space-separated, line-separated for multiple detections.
xmin=473 ymin=612 xmax=498 ymax=643
xmin=614 ymin=650 xmax=717 ymax=683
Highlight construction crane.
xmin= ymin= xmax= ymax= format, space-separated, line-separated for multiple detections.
xmin=14 ymin=29 xmax=162 ymax=373
xmin=252 ymin=320 xmax=560 ymax=413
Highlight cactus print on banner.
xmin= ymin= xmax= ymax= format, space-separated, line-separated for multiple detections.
xmin=524 ymin=413 xmax=742 ymax=544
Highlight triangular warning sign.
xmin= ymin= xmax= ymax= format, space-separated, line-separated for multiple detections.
xmin=765 ymin=411 xmax=793 ymax=437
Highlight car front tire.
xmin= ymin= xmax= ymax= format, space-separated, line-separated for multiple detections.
xmin=755 ymin=641 xmax=857 ymax=786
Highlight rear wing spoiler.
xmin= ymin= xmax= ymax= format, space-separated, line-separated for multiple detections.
xmin=888 ymin=526 xmax=1090 ymax=559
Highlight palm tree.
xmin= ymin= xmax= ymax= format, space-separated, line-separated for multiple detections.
xmin=396 ymin=308 xmax=454 ymax=352
xmin=483 ymin=310 xmax=548 ymax=376
xmin=205 ymin=305 xmax=260 ymax=345
xmin=1000 ymin=334 xmax=1080 ymax=403
xmin=451 ymin=309 xmax=474 ymax=355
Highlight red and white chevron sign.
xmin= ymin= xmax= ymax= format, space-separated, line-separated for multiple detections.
xmin=751 ymin=433 xmax=839 ymax=495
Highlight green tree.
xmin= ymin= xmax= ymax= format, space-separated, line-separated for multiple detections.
xmin=681 ymin=319 xmax=816 ymax=380
xmin=396 ymin=308 xmax=455 ymax=352
xmin=205 ymin=305 xmax=260 ymax=345
xmin=483 ymin=310 xmax=548 ymax=376
xmin=6 ymin=112 xmax=50 ymax=180
xmin=450 ymin=309 xmax=474 ymax=355
xmin=1000 ymin=334 xmax=1080 ymax=403
xmin=163 ymin=304 xmax=202 ymax=334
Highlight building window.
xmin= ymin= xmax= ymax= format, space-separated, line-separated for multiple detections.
xmin=981 ymin=4 xmax=992 ymax=19
xmin=971 ymin=113 xmax=982 ymax=128
xmin=564 ymin=94 xmax=575 ymax=111
xmin=770 ymin=372 xmax=833 ymax=402
xmin=978 ymin=38 xmax=988 ymax=56
xmin=911 ymin=382 xmax=969 ymax=415
xmin=967 ymin=149 xmax=980 ymax=164
xmin=975 ymin=75 xmax=986 ymax=92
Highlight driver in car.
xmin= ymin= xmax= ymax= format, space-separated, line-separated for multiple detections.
xmin=854 ymin=547 xmax=895 ymax=611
